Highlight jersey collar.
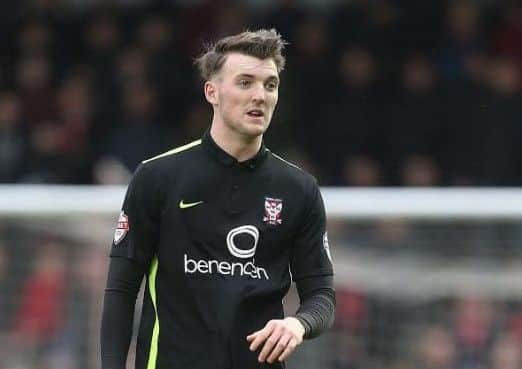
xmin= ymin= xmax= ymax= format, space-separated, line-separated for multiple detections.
xmin=202 ymin=129 xmax=269 ymax=169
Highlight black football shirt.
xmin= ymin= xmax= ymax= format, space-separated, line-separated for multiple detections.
xmin=109 ymin=130 xmax=334 ymax=369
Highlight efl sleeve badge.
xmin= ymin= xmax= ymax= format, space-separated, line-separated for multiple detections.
xmin=323 ymin=231 xmax=332 ymax=262
xmin=113 ymin=211 xmax=130 ymax=245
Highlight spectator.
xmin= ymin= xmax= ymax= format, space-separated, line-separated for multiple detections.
xmin=84 ymin=13 xmax=121 ymax=128
xmin=285 ymin=18 xmax=334 ymax=156
xmin=415 ymin=325 xmax=457 ymax=369
xmin=332 ymin=289 xmax=368 ymax=369
xmin=490 ymin=333 xmax=521 ymax=369
xmin=453 ymin=297 xmax=496 ymax=369
xmin=477 ymin=57 xmax=521 ymax=185
xmin=84 ymin=13 xmax=120 ymax=74
xmin=99 ymin=79 xmax=166 ymax=173
xmin=16 ymin=19 xmax=52 ymax=60
xmin=438 ymin=0 xmax=484 ymax=81
xmin=15 ymin=55 xmax=57 ymax=126
xmin=53 ymin=70 xmax=95 ymax=183
xmin=494 ymin=4 xmax=522 ymax=71
xmin=23 ymin=121 xmax=68 ymax=182
xmin=21 ymin=69 xmax=95 ymax=183
xmin=0 ymin=242 xmax=10 ymax=331
xmin=0 ymin=92 xmax=26 ymax=182
xmin=254 ymin=0 xmax=306 ymax=43
xmin=115 ymin=46 xmax=148 ymax=87
xmin=401 ymin=155 xmax=441 ymax=187
xmin=381 ymin=55 xmax=444 ymax=183
xmin=137 ymin=15 xmax=193 ymax=125
xmin=60 ymin=245 xmax=109 ymax=369
xmin=316 ymin=46 xmax=381 ymax=184
xmin=11 ymin=241 xmax=67 ymax=352
xmin=342 ymin=155 xmax=382 ymax=186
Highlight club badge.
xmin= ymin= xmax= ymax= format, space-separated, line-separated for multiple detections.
xmin=263 ymin=197 xmax=283 ymax=225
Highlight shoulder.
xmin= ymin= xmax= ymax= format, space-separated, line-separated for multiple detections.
xmin=131 ymin=138 xmax=203 ymax=191
xmin=141 ymin=139 xmax=203 ymax=168
xmin=267 ymin=151 xmax=319 ymax=198
xmin=138 ymin=138 xmax=204 ymax=181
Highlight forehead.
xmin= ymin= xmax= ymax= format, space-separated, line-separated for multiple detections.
xmin=220 ymin=53 xmax=278 ymax=79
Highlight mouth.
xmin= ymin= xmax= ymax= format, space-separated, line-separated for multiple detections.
xmin=246 ymin=109 xmax=265 ymax=119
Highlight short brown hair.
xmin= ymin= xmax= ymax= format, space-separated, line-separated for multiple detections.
xmin=195 ymin=29 xmax=287 ymax=80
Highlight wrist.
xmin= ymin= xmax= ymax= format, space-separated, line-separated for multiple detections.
xmin=287 ymin=316 xmax=307 ymax=338
xmin=294 ymin=314 xmax=313 ymax=339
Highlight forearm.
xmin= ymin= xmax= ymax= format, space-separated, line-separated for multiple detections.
xmin=101 ymin=290 xmax=136 ymax=369
xmin=294 ymin=275 xmax=336 ymax=339
xmin=101 ymin=257 xmax=146 ymax=369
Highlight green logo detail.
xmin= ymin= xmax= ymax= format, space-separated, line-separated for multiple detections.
xmin=179 ymin=200 xmax=204 ymax=209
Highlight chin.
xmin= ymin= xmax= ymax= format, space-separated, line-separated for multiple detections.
xmin=239 ymin=122 xmax=267 ymax=137
xmin=248 ymin=126 xmax=267 ymax=137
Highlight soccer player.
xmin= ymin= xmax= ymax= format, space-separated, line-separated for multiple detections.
xmin=101 ymin=29 xmax=335 ymax=369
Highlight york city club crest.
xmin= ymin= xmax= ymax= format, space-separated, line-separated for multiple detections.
xmin=263 ymin=197 xmax=283 ymax=225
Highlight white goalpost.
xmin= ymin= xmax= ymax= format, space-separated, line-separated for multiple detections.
xmin=2 ymin=186 xmax=522 ymax=218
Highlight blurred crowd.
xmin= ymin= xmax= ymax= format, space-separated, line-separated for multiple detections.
xmin=0 ymin=226 xmax=108 ymax=369
xmin=0 ymin=0 xmax=521 ymax=186
xmin=327 ymin=218 xmax=522 ymax=369
xmin=333 ymin=290 xmax=522 ymax=369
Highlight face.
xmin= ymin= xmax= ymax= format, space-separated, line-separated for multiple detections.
xmin=205 ymin=53 xmax=279 ymax=139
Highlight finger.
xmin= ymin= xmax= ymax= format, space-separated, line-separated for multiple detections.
xmin=278 ymin=338 xmax=298 ymax=362
xmin=267 ymin=334 xmax=290 ymax=364
xmin=258 ymin=328 xmax=283 ymax=362
xmin=249 ymin=323 xmax=276 ymax=351
xmin=249 ymin=332 xmax=266 ymax=351
xmin=247 ymin=325 xmax=266 ymax=341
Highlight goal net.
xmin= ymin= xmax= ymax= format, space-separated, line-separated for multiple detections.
xmin=1 ymin=186 xmax=521 ymax=369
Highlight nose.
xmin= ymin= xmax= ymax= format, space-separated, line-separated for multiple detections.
xmin=251 ymin=83 xmax=266 ymax=103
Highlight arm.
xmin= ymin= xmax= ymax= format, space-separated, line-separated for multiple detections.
xmin=247 ymin=179 xmax=335 ymax=363
xmin=295 ymin=275 xmax=336 ymax=339
xmin=101 ymin=257 xmax=146 ymax=369
xmin=246 ymin=275 xmax=335 ymax=364
xmin=100 ymin=163 xmax=163 ymax=369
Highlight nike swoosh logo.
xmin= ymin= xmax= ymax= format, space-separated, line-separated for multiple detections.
xmin=179 ymin=200 xmax=204 ymax=209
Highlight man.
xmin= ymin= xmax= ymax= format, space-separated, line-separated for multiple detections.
xmin=101 ymin=29 xmax=335 ymax=369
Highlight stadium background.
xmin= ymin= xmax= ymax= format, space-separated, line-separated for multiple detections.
xmin=1 ymin=0 xmax=522 ymax=369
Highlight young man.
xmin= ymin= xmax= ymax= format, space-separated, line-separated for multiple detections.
xmin=101 ymin=29 xmax=335 ymax=369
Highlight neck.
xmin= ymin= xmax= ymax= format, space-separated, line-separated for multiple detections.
xmin=209 ymin=120 xmax=262 ymax=162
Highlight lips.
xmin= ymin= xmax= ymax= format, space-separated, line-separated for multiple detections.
xmin=246 ymin=109 xmax=264 ymax=117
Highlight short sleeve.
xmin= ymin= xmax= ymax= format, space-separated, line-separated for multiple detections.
xmin=290 ymin=180 xmax=334 ymax=281
xmin=109 ymin=163 xmax=163 ymax=266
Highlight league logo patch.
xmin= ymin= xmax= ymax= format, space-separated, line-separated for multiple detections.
xmin=113 ymin=211 xmax=129 ymax=245
xmin=323 ymin=232 xmax=332 ymax=262
xmin=263 ymin=197 xmax=283 ymax=225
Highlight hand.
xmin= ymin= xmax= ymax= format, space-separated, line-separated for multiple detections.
xmin=246 ymin=317 xmax=305 ymax=364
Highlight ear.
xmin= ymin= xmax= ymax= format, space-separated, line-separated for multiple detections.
xmin=204 ymin=80 xmax=218 ymax=105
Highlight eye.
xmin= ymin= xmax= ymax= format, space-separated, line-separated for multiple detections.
xmin=238 ymin=79 xmax=251 ymax=88
xmin=266 ymin=81 xmax=278 ymax=90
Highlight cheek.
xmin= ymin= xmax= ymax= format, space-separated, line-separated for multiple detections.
xmin=222 ymin=90 xmax=244 ymax=111
xmin=269 ymin=94 xmax=278 ymax=109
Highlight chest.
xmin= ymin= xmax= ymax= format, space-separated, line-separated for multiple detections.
xmin=162 ymin=167 xmax=299 ymax=264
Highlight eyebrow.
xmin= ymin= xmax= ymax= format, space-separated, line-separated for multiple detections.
xmin=236 ymin=73 xmax=279 ymax=82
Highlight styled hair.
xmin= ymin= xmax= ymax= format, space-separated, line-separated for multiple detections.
xmin=195 ymin=28 xmax=287 ymax=80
